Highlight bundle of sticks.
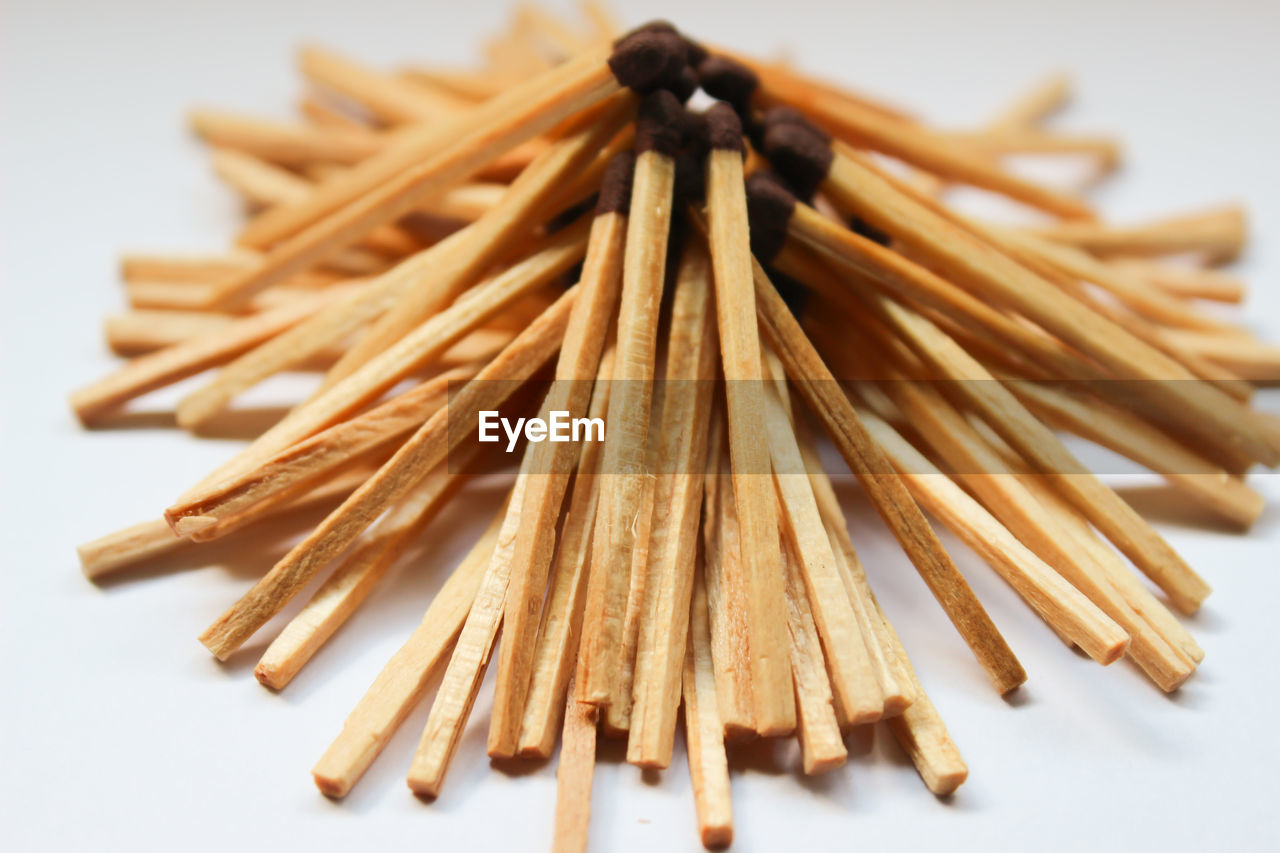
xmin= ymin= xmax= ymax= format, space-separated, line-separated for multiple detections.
xmin=72 ymin=3 xmax=1279 ymax=850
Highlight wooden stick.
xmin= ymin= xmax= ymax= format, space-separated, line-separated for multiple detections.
xmin=486 ymin=168 xmax=629 ymax=757
xmin=299 ymin=45 xmax=466 ymax=124
xmin=311 ymin=501 xmax=504 ymax=797
xmin=1032 ymin=205 xmax=1247 ymax=263
xmin=189 ymin=109 xmax=382 ymax=166
xmin=751 ymin=260 xmax=1026 ymax=694
xmin=1158 ymin=329 xmax=1280 ymax=382
xmin=577 ymin=93 xmax=681 ymax=709
xmin=1111 ymin=259 xmax=1245 ymax=304
xmin=70 ymin=286 xmax=355 ymax=425
xmin=627 ymin=237 xmax=718 ymax=768
xmin=986 ymin=73 xmax=1072 ymax=131
xmin=946 ymin=129 xmax=1119 ymax=166
xmin=517 ymin=348 xmax=616 ymax=758
xmin=701 ymin=409 xmax=756 ymax=738
xmin=105 ymin=310 xmax=234 ymax=356
xmin=253 ymin=455 xmax=471 ymax=689
xmin=196 ymin=288 xmax=576 ymax=660
xmin=850 ymin=395 xmax=1129 ymax=664
xmin=405 ymin=425 xmax=544 ymax=797
xmin=703 ymin=104 xmax=796 ymax=734
xmin=682 ymin=563 xmax=734 ymax=848
xmin=761 ymin=345 xmax=891 ymax=722
xmin=781 ymin=529 xmax=848 ymax=774
xmin=214 ymin=50 xmax=626 ymax=306
xmin=552 ymin=677 xmax=599 ymax=853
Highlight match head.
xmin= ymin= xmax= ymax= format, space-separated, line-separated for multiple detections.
xmin=673 ymin=150 xmax=705 ymax=203
xmin=635 ymin=89 xmax=686 ymax=157
xmin=596 ymin=151 xmax=637 ymax=216
xmin=671 ymin=65 xmax=700 ymax=103
xmin=744 ymin=171 xmax=798 ymax=262
xmin=705 ymin=102 xmax=745 ymax=155
xmin=608 ymin=29 xmax=689 ymax=94
xmin=761 ymin=120 xmax=833 ymax=201
xmin=763 ymin=105 xmax=831 ymax=145
xmin=696 ymin=55 xmax=759 ymax=117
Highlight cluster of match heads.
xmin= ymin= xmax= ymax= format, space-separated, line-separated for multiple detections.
xmin=72 ymin=4 xmax=1279 ymax=851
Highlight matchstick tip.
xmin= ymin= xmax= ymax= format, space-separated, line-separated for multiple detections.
xmin=595 ymin=151 xmax=637 ymax=215
xmin=608 ymin=29 xmax=689 ymax=94
xmin=635 ymin=89 xmax=685 ymax=156
xmin=760 ymin=119 xmax=834 ymax=202
xmin=701 ymin=826 xmax=734 ymax=849
xmin=696 ymin=55 xmax=758 ymax=116
xmin=311 ymin=771 xmax=351 ymax=799
xmin=744 ymin=171 xmax=798 ymax=262
xmin=705 ymin=102 xmax=745 ymax=154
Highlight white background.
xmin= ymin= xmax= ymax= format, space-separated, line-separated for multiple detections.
xmin=3 ymin=0 xmax=1279 ymax=850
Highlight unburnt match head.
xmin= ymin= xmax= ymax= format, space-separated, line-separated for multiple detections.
xmin=673 ymin=150 xmax=705 ymax=203
xmin=696 ymin=55 xmax=759 ymax=119
xmin=635 ymin=89 xmax=686 ymax=156
xmin=608 ymin=26 xmax=690 ymax=94
xmin=705 ymin=102 xmax=746 ymax=155
xmin=744 ymin=171 xmax=798 ymax=263
xmin=761 ymin=111 xmax=834 ymax=201
xmin=596 ymin=150 xmax=637 ymax=216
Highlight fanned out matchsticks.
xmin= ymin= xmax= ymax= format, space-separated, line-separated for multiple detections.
xmin=72 ymin=3 xmax=1280 ymax=850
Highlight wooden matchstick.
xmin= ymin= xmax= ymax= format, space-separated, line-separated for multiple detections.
xmin=781 ymin=529 xmax=848 ymax=774
xmin=189 ymin=109 xmax=382 ymax=167
xmin=516 ymin=348 xmax=616 ymax=759
xmin=627 ymin=236 xmax=718 ymax=769
xmin=682 ymin=564 xmax=734 ymax=848
xmin=196 ymin=287 xmax=577 ymax=660
xmin=1031 ymin=204 xmax=1247 ymax=263
xmin=485 ymin=153 xmax=630 ymax=758
xmin=750 ymin=259 xmax=1026 ymax=694
xmin=1158 ymin=329 xmax=1280 ymax=382
xmin=1111 ymin=259 xmax=1245 ymax=304
xmin=702 ymin=103 xmax=796 ymax=734
xmin=311 ymin=500 xmax=506 ymax=798
xmin=253 ymin=454 xmax=471 ymax=689
xmin=298 ymin=45 xmax=467 ymax=124
xmin=577 ymin=91 xmax=683 ymax=709
xmin=552 ymin=677 xmax=599 ymax=853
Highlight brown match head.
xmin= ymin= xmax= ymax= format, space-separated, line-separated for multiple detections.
xmin=696 ymin=55 xmax=759 ymax=116
xmin=763 ymin=105 xmax=831 ymax=145
xmin=595 ymin=151 xmax=637 ymax=216
xmin=705 ymin=102 xmax=745 ymax=154
xmin=635 ymin=89 xmax=685 ymax=157
xmin=671 ymin=65 xmax=700 ymax=103
xmin=744 ymin=171 xmax=798 ymax=262
xmin=608 ymin=29 xmax=689 ymax=94
xmin=761 ymin=120 xmax=833 ymax=202
xmin=673 ymin=150 xmax=705 ymax=203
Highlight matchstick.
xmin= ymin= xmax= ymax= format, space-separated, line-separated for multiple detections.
xmin=750 ymin=259 xmax=1026 ymax=695
xmin=298 ymin=45 xmax=467 ymax=124
xmin=311 ymin=500 xmax=506 ymax=798
xmin=485 ymin=152 xmax=630 ymax=758
xmin=682 ymin=563 xmax=734 ymax=848
xmin=627 ymin=236 xmax=718 ymax=768
xmin=104 ymin=310 xmax=233 ymax=356
xmin=196 ymin=287 xmax=577 ymax=660
xmin=577 ymin=91 xmax=682 ymax=709
xmin=516 ymin=348 xmax=616 ymax=758
xmin=253 ymin=454 xmax=470 ymax=689
xmin=702 ymin=103 xmax=796 ymax=734
xmin=1031 ymin=204 xmax=1247 ymax=263
xmin=781 ymin=529 xmax=848 ymax=774
xmin=189 ymin=109 xmax=382 ymax=167
xmin=1158 ymin=329 xmax=1280 ymax=382
xmin=552 ymin=677 xmax=599 ymax=853
xmin=1111 ymin=259 xmax=1245 ymax=304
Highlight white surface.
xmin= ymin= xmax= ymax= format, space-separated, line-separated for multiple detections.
xmin=3 ymin=0 xmax=1279 ymax=850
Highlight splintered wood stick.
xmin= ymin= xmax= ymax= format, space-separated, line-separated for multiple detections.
xmin=405 ymin=426 xmax=544 ymax=798
xmin=166 ymin=366 xmax=470 ymax=536
xmin=1031 ymin=204 xmax=1248 ymax=263
xmin=299 ymin=45 xmax=467 ymax=124
xmin=322 ymin=99 xmax=632 ymax=392
xmin=682 ymin=564 xmax=734 ymax=848
xmin=813 ymin=144 xmax=1278 ymax=466
xmin=196 ymin=288 xmax=576 ymax=660
xmin=703 ymin=103 xmax=796 ymax=734
xmin=485 ymin=156 xmax=629 ymax=759
xmin=253 ymin=455 xmax=470 ymax=689
xmin=1003 ymin=377 xmax=1264 ymax=528
xmin=850 ymin=393 xmax=1128 ymax=664
xmin=801 ymin=430 xmax=965 ymax=795
xmin=178 ymin=224 xmax=584 ymax=476
xmin=751 ymin=261 xmax=1026 ymax=694
xmin=761 ymin=346 xmax=892 ymax=724
xmin=517 ymin=348 xmax=616 ymax=759
xmin=577 ymin=92 xmax=681 ymax=709
xmin=850 ymin=349 xmax=1193 ymax=690
xmin=781 ymin=529 xmax=848 ymax=775
xmin=189 ymin=109 xmax=383 ymax=166
xmin=701 ymin=410 xmax=756 ymax=738
xmin=552 ymin=676 xmax=599 ymax=853
xmin=217 ymin=31 xmax=678 ymax=306
xmin=860 ymin=290 xmax=1212 ymax=614
xmin=311 ymin=501 xmax=505 ymax=798
xmin=70 ymin=285 xmax=356 ymax=425
xmin=705 ymin=55 xmax=1094 ymax=220
xmin=77 ymin=466 xmax=371 ymax=580
xmin=627 ymin=237 xmax=717 ymax=769
xmin=1158 ymin=329 xmax=1280 ymax=382
xmin=1111 ymin=259 xmax=1245 ymax=304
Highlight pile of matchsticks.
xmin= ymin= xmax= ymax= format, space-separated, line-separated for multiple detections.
xmin=71 ymin=3 xmax=1280 ymax=849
